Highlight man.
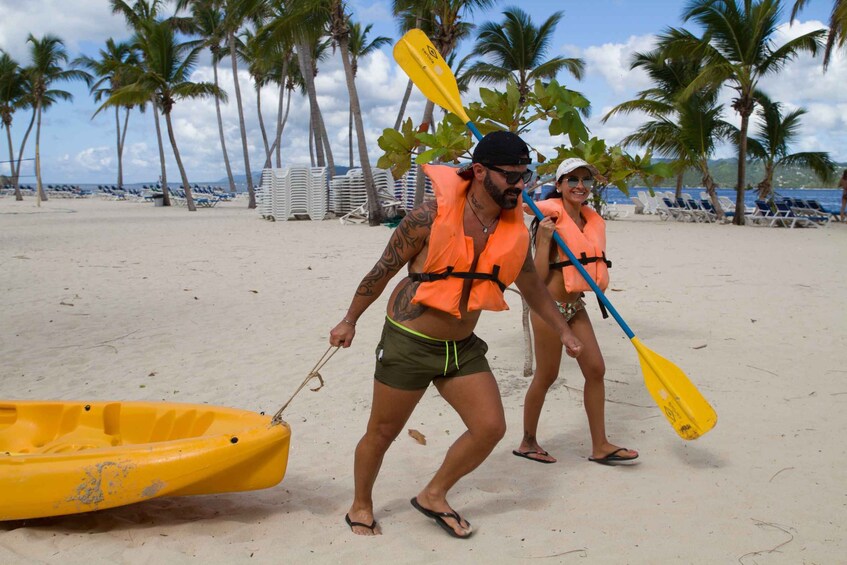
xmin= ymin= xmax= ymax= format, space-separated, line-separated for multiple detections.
xmin=330 ymin=131 xmax=583 ymax=539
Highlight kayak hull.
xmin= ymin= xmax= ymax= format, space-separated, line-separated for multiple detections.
xmin=0 ymin=400 xmax=291 ymax=520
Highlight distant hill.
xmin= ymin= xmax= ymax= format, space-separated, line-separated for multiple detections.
xmin=650 ymin=158 xmax=847 ymax=189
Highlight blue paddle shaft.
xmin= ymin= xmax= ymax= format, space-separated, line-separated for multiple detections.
xmin=465 ymin=124 xmax=635 ymax=339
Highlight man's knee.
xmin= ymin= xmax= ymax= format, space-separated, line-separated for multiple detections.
xmin=365 ymin=421 xmax=404 ymax=449
xmin=472 ymin=416 xmax=506 ymax=445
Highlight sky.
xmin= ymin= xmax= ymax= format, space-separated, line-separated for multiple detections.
xmin=0 ymin=0 xmax=845 ymax=185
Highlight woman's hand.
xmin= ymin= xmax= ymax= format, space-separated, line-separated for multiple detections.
xmin=562 ymin=331 xmax=583 ymax=358
xmin=537 ymin=216 xmax=557 ymax=241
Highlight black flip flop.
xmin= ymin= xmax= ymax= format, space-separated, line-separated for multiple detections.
xmin=588 ymin=447 xmax=639 ymax=466
xmin=410 ymin=497 xmax=473 ymax=539
xmin=512 ymin=449 xmax=556 ymax=464
xmin=345 ymin=513 xmax=378 ymax=533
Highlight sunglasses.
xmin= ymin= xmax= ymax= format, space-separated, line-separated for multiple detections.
xmin=485 ymin=165 xmax=533 ymax=185
xmin=565 ymin=175 xmax=595 ymax=189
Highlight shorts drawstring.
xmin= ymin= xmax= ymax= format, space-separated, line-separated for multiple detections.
xmin=442 ymin=340 xmax=460 ymax=376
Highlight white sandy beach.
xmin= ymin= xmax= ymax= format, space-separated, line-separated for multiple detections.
xmin=1 ymin=196 xmax=845 ymax=564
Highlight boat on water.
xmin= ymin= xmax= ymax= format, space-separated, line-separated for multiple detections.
xmin=0 ymin=400 xmax=291 ymax=521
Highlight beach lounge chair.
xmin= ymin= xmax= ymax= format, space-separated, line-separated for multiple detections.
xmin=805 ymin=199 xmax=840 ymax=222
xmin=630 ymin=196 xmax=646 ymax=214
xmin=773 ymin=201 xmax=822 ymax=228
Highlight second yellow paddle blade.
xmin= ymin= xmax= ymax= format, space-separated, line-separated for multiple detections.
xmin=393 ymin=29 xmax=470 ymax=123
xmin=631 ymin=337 xmax=717 ymax=440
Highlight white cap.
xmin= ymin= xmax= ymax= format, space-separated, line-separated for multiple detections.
xmin=555 ymin=158 xmax=598 ymax=180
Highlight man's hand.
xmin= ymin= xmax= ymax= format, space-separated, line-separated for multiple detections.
xmin=330 ymin=320 xmax=355 ymax=348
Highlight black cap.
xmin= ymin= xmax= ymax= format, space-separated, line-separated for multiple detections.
xmin=472 ymin=131 xmax=531 ymax=166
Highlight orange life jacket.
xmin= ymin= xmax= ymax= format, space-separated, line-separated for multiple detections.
xmin=529 ymin=198 xmax=610 ymax=293
xmin=410 ymin=164 xmax=529 ymax=318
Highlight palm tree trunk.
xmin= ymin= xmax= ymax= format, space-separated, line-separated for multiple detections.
xmin=213 ymin=61 xmax=236 ymax=193
xmin=735 ymin=113 xmax=751 ymax=226
xmin=394 ymin=78 xmax=414 ymax=130
xmin=118 ymin=107 xmax=131 ymax=190
xmin=309 ymin=118 xmax=316 ymax=167
xmin=338 ymin=34 xmax=379 ymax=224
xmin=700 ymin=162 xmax=724 ymax=221
xmin=114 ymin=107 xmax=123 ymax=190
xmin=675 ymin=172 xmax=683 ymax=199
xmin=315 ymin=106 xmax=335 ymax=175
xmin=273 ymin=76 xmax=284 ymax=168
xmin=152 ymin=98 xmax=170 ymax=206
xmin=413 ymin=100 xmax=436 ymax=206
xmin=757 ymin=161 xmax=774 ymax=200
xmin=229 ymin=31 xmax=255 ymax=209
xmin=164 ymin=110 xmax=196 ymax=212
xmin=13 ymin=109 xmax=36 ymax=199
xmin=6 ymin=124 xmax=22 ymax=201
xmin=257 ymin=87 xmax=272 ymax=169
xmin=35 ymin=103 xmax=46 ymax=205
xmin=276 ymin=85 xmax=292 ymax=168
xmin=348 ymin=101 xmax=354 ymax=168
xmin=297 ymin=41 xmax=325 ymax=167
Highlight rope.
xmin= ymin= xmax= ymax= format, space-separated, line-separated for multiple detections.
xmin=270 ymin=345 xmax=339 ymax=425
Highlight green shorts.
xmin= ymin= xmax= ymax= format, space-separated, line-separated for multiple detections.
xmin=374 ymin=317 xmax=491 ymax=391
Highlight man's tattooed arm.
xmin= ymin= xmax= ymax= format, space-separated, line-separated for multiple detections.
xmin=341 ymin=201 xmax=436 ymax=322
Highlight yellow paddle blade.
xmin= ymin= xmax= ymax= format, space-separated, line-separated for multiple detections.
xmin=631 ymin=337 xmax=717 ymax=440
xmin=393 ymin=29 xmax=472 ymax=124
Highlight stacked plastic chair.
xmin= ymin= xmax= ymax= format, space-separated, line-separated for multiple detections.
xmin=259 ymin=166 xmax=328 ymax=221
xmin=393 ymin=166 xmax=434 ymax=211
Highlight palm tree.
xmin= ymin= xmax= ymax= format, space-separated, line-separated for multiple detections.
xmin=604 ymin=46 xmax=735 ymax=219
xmin=747 ymin=92 xmax=836 ymax=198
xmin=75 ymin=39 xmax=141 ymax=192
xmin=187 ymin=0 xmax=237 ymax=193
xmin=393 ymin=0 xmax=497 ymax=205
xmin=25 ymin=34 xmax=89 ymax=205
xmin=0 ymin=52 xmax=28 ymax=201
xmin=791 ymin=0 xmax=847 ymax=69
xmin=664 ymin=0 xmax=825 ymax=224
xmin=266 ymin=1 xmax=339 ymax=177
xmin=106 ymin=18 xmax=225 ymax=211
xmin=111 ymin=0 xmax=172 ymax=204
xmin=241 ymin=29 xmax=275 ymax=170
xmin=223 ymin=0 xmax=267 ymax=208
xmin=464 ymin=7 xmax=584 ymax=104
xmin=345 ymin=21 xmax=390 ymax=168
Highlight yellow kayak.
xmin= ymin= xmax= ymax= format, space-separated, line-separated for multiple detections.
xmin=0 ymin=400 xmax=291 ymax=520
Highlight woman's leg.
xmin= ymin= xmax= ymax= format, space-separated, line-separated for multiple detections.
xmin=348 ymin=380 xmax=426 ymax=535
xmin=569 ymin=310 xmax=637 ymax=460
xmin=516 ymin=310 xmax=564 ymax=462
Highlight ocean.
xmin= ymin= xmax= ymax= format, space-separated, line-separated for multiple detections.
xmin=538 ymin=185 xmax=843 ymax=212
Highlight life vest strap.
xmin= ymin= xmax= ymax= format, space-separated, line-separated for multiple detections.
xmin=410 ymin=265 xmax=507 ymax=292
xmin=550 ymin=252 xmax=612 ymax=270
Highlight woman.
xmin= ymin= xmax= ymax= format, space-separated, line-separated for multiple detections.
xmin=839 ymin=169 xmax=847 ymax=222
xmin=513 ymin=158 xmax=638 ymax=465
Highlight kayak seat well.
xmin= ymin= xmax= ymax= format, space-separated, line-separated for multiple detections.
xmin=0 ymin=402 xmax=218 ymax=455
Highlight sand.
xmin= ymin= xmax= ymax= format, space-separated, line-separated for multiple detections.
xmin=1 ymin=195 xmax=845 ymax=563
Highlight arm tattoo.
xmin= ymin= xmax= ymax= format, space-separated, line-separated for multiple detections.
xmin=355 ymin=201 xmax=436 ymax=298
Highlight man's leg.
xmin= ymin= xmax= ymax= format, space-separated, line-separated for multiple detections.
xmin=348 ymin=379 xmax=426 ymax=535
xmin=414 ymin=371 xmax=505 ymax=536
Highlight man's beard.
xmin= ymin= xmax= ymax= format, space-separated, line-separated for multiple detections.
xmin=483 ymin=172 xmax=521 ymax=210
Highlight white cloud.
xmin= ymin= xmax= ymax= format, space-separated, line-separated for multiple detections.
xmin=0 ymin=0 xmax=129 ymax=60
xmin=582 ymin=34 xmax=657 ymax=95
